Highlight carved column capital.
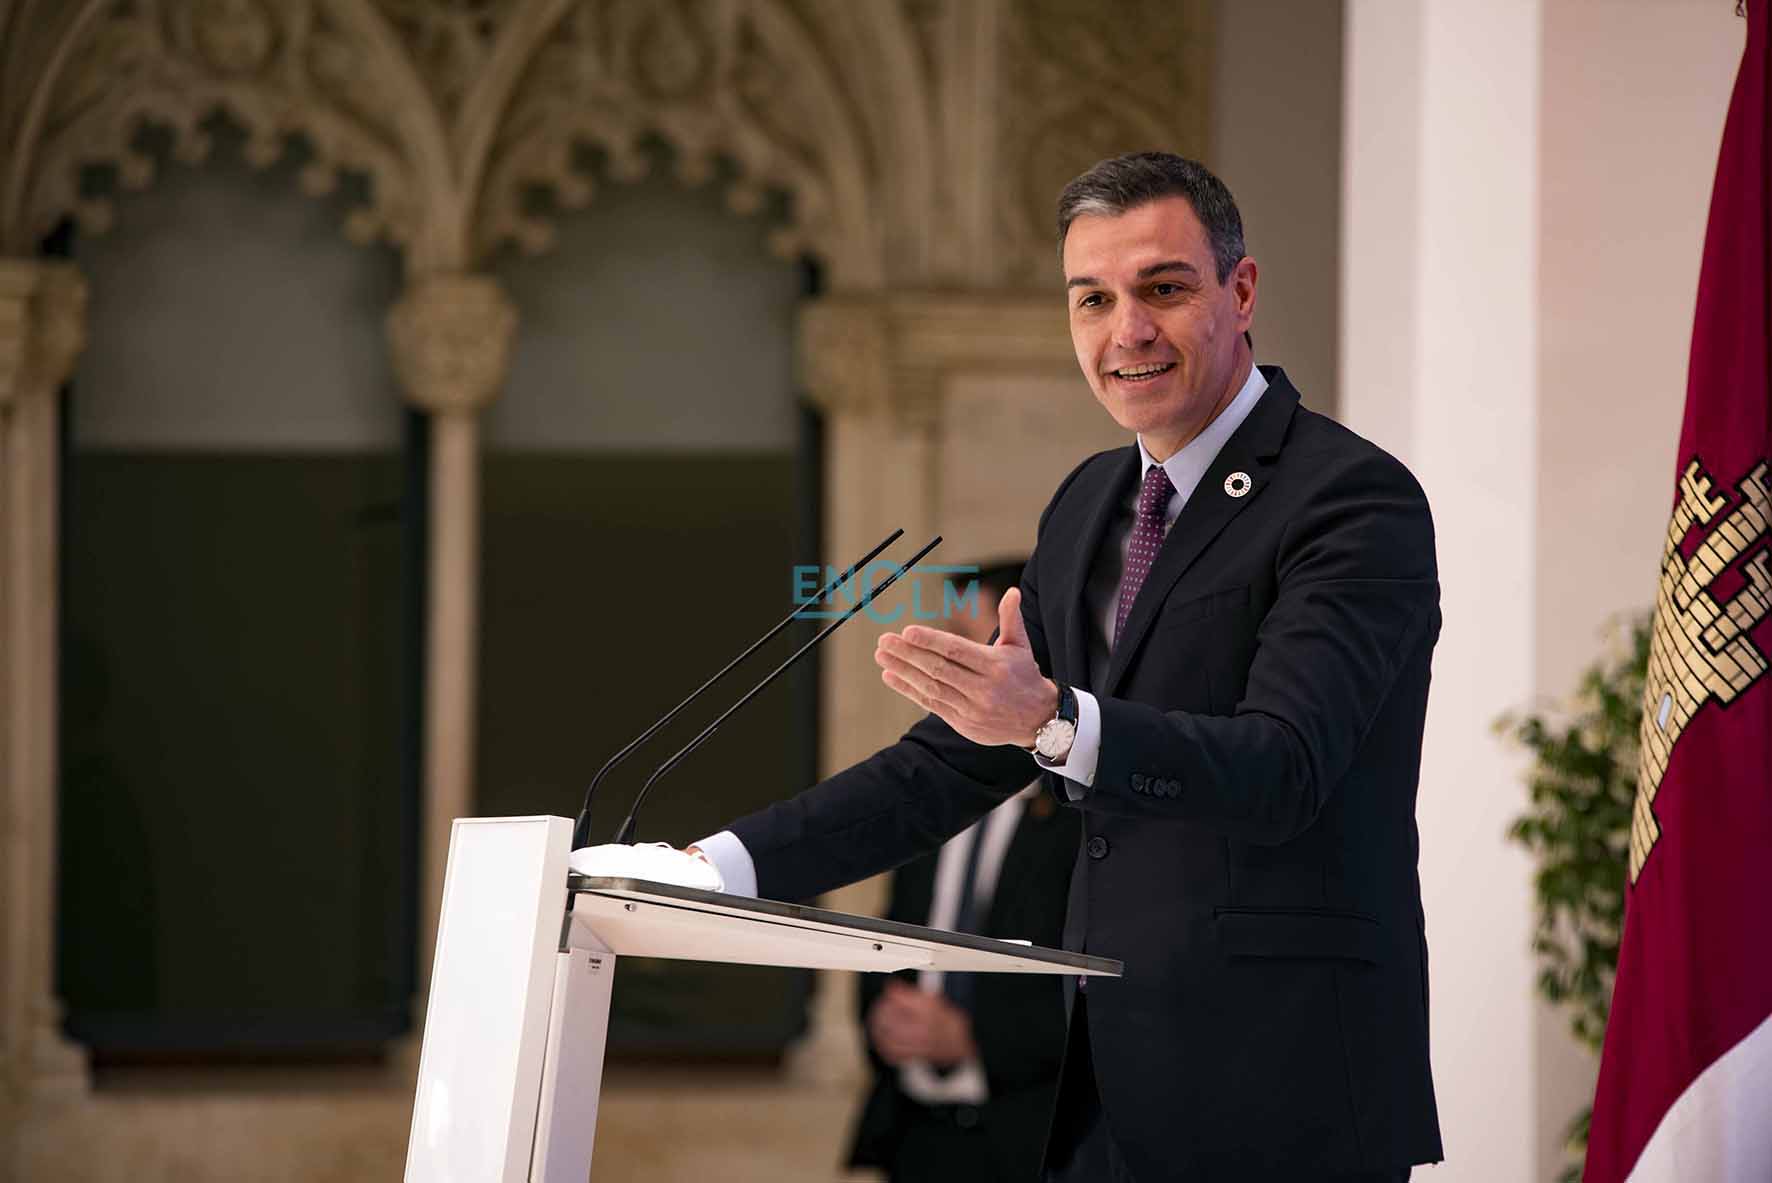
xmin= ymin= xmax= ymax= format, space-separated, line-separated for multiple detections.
xmin=0 ymin=261 xmax=88 ymax=410
xmin=387 ymin=273 xmax=517 ymax=415
xmin=798 ymin=298 xmax=895 ymax=420
xmin=798 ymin=292 xmax=1076 ymax=432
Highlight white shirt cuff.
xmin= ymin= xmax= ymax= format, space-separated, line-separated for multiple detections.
xmin=692 ymin=829 xmax=758 ymax=899
xmin=1034 ymin=688 xmax=1100 ymax=800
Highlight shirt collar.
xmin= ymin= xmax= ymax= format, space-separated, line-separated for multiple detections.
xmin=1136 ymin=363 xmax=1269 ymax=509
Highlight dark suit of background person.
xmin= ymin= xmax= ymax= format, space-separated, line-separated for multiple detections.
xmin=714 ymin=369 xmax=1442 ymax=1181
xmin=846 ymin=561 xmax=1081 ymax=1183
xmin=848 ymin=786 xmax=1078 ymax=1182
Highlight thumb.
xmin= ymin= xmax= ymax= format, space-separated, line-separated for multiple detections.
xmin=995 ymin=586 xmax=1029 ymax=649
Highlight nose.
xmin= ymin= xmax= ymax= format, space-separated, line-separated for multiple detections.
xmin=1111 ymin=300 xmax=1158 ymax=350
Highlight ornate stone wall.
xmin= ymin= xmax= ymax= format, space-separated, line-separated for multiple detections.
xmin=0 ymin=2 xmax=1212 ymax=1176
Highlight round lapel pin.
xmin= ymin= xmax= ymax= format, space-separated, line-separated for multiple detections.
xmin=1224 ymin=471 xmax=1253 ymax=498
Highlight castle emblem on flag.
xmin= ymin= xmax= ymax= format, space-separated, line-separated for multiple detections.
xmin=1632 ymin=457 xmax=1772 ymax=882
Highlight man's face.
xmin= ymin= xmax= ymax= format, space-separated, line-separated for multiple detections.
xmin=1062 ymin=196 xmax=1257 ymax=458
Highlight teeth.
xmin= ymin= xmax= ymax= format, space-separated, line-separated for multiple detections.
xmin=1114 ymin=363 xmax=1173 ymax=378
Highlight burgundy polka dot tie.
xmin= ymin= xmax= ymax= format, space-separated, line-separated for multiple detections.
xmin=1114 ymin=464 xmax=1175 ymax=649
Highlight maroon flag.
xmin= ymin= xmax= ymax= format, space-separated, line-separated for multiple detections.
xmin=1584 ymin=4 xmax=1772 ymax=1180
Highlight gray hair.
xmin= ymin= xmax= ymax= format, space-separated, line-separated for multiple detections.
xmin=1056 ymin=152 xmax=1246 ymax=283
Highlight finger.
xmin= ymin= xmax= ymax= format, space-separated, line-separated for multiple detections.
xmin=878 ymin=656 xmax=966 ymax=713
xmin=879 ymin=662 xmax=937 ymax=709
xmin=877 ymin=986 xmax=919 ymax=1016
xmin=995 ymin=587 xmax=1029 ymax=649
xmin=879 ymin=634 xmax=986 ymax=697
xmin=881 ymin=671 xmax=989 ymax=744
xmin=875 ymin=1034 xmax=917 ymax=1064
xmin=892 ymin=988 xmax=938 ymax=1017
xmin=895 ymin=625 xmax=993 ymax=675
xmin=869 ymin=1010 xmax=903 ymax=1048
xmin=874 ymin=1011 xmax=927 ymax=1052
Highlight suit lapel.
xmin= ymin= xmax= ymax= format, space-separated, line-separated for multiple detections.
xmin=1103 ymin=372 xmax=1301 ymax=695
xmin=1061 ymin=447 xmax=1138 ymax=690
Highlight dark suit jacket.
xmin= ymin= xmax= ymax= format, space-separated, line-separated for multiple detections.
xmin=847 ymin=797 xmax=1080 ymax=1181
xmin=730 ymin=368 xmax=1445 ymax=1178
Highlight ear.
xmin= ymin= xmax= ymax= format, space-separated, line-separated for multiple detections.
xmin=1231 ymin=256 xmax=1259 ymax=331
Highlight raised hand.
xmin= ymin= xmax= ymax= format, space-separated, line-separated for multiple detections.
xmin=874 ymin=586 xmax=1057 ymax=748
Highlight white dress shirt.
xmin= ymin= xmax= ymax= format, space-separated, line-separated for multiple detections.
xmin=897 ymin=785 xmax=1034 ymax=1105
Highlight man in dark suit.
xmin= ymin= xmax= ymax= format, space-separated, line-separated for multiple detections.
xmin=691 ymin=153 xmax=1442 ymax=1181
xmin=847 ymin=559 xmax=1081 ymax=1183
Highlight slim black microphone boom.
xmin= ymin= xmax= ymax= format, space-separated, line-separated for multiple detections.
xmin=570 ymin=528 xmax=904 ymax=850
xmin=611 ymin=534 xmax=943 ymax=847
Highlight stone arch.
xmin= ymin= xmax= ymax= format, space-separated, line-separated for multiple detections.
xmin=464 ymin=0 xmax=931 ymax=291
xmin=1 ymin=0 xmax=453 ymax=257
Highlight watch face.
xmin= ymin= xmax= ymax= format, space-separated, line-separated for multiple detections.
xmin=1036 ymin=718 xmax=1078 ymax=759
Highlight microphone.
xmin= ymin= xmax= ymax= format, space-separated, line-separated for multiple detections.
xmin=570 ymin=528 xmax=905 ymax=850
xmin=611 ymin=534 xmax=943 ymax=846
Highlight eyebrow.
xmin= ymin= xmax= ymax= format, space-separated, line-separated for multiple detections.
xmin=1065 ymin=259 xmax=1202 ymax=289
xmin=1138 ymin=260 xmax=1200 ymax=280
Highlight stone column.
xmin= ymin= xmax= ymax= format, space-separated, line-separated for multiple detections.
xmin=385 ymin=273 xmax=517 ymax=1017
xmin=0 ymin=260 xmax=90 ymax=1112
xmin=1341 ymin=4 xmax=1541 ymax=1178
xmin=786 ymin=292 xmax=1096 ymax=1088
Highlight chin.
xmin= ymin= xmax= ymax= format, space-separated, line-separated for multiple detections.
xmin=1094 ymin=393 xmax=1167 ymax=436
xmin=1093 ymin=401 xmax=1143 ymax=434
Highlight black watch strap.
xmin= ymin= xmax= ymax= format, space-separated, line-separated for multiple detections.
xmin=1054 ymin=683 xmax=1078 ymax=726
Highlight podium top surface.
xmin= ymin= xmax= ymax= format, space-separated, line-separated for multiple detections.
xmin=568 ymin=875 xmax=1121 ymax=977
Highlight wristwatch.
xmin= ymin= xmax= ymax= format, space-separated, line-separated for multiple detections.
xmin=1032 ymin=683 xmax=1079 ymax=762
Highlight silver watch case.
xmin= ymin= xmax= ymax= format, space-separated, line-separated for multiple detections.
xmin=1034 ymin=716 xmax=1078 ymax=760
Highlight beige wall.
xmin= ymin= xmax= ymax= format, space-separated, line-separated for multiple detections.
xmin=1212 ymin=0 xmax=1345 ymax=414
xmin=1536 ymin=0 xmax=1740 ymax=693
xmin=1344 ymin=4 xmax=1544 ymax=1179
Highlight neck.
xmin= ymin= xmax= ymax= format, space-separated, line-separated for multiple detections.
xmin=1142 ymin=351 xmax=1254 ymax=463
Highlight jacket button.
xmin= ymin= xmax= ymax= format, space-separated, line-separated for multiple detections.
xmin=954 ymin=1105 xmax=980 ymax=1129
xmin=1087 ymin=836 xmax=1109 ymax=860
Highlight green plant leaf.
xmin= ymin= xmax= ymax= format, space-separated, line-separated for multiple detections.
xmin=1502 ymin=613 xmax=1648 ymax=1177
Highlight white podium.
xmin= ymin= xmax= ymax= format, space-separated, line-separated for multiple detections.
xmin=403 ymin=816 xmax=1120 ymax=1182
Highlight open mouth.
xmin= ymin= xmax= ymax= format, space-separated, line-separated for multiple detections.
xmin=1109 ymin=362 xmax=1176 ymax=383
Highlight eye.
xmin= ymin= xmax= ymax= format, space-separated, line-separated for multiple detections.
xmin=1076 ymin=291 xmax=1106 ymax=309
xmin=1151 ymin=282 xmax=1182 ymax=297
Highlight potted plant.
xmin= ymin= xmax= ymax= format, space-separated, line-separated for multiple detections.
xmin=1500 ymin=614 xmax=1649 ymax=1183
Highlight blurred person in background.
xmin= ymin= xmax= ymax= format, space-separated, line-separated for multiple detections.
xmin=846 ymin=559 xmax=1079 ymax=1183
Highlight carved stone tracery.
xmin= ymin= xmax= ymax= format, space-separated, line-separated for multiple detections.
xmin=13 ymin=0 xmax=433 ymax=252
xmin=374 ymin=0 xmax=516 ymax=118
xmin=997 ymin=0 xmax=1213 ymax=284
xmin=472 ymin=0 xmax=882 ymax=284
xmin=4 ymin=0 xmax=1213 ymax=284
